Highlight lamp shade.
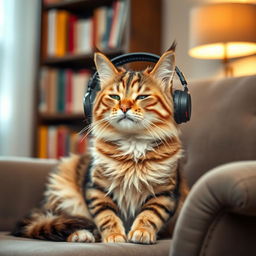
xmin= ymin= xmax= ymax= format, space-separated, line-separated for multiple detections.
xmin=189 ymin=3 xmax=256 ymax=59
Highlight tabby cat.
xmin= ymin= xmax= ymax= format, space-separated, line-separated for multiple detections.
xmin=12 ymin=44 xmax=188 ymax=244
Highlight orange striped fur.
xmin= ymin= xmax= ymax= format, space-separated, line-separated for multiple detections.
xmin=12 ymin=44 xmax=188 ymax=244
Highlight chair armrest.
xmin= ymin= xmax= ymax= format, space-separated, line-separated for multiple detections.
xmin=170 ymin=161 xmax=256 ymax=256
xmin=0 ymin=157 xmax=58 ymax=231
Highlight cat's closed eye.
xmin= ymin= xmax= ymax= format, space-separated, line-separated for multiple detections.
xmin=109 ymin=95 xmax=121 ymax=101
xmin=135 ymin=95 xmax=150 ymax=100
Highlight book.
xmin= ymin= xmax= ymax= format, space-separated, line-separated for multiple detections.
xmin=72 ymin=70 xmax=90 ymax=113
xmin=94 ymin=6 xmax=108 ymax=50
xmin=48 ymin=126 xmax=57 ymax=158
xmin=65 ymin=69 xmax=73 ymax=113
xmin=108 ymin=1 xmax=121 ymax=49
xmin=47 ymin=10 xmax=56 ymax=56
xmin=57 ymin=69 xmax=66 ymax=112
xmin=102 ymin=7 xmax=114 ymax=49
xmin=109 ymin=0 xmax=128 ymax=48
xmin=39 ymin=68 xmax=48 ymax=113
xmin=116 ymin=0 xmax=128 ymax=47
xmin=55 ymin=11 xmax=69 ymax=57
xmin=39 ymin=68 xmax=91 ymax=114
xmin=38 ymin=125 xmax=88 ymax=159
xmin=41 ymin=12 xmax=48 ymax=59
xmin=76 ymin=18 xmax=93 ymax=54
xmin=45 ymin=1 xmax=127 ymax=57
xmin=48 ymin=69 xmax=58 ymax=113
xmin=67 ymin=14 xmax=77 ymax=54
xmin=38 ymin=126 xmax=48 ymax=158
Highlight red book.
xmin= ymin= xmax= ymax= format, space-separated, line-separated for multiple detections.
xmin=65 ymin=69 xmax=73 ymax=113
xmin=68 ymin=15 xmax=77 ymax=54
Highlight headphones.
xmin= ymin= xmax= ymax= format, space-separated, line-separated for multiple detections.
xmin=83 ymin=52 xmax=191 ymax=124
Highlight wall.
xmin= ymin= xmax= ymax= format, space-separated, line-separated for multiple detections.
xmin=162 ymin=0 xmax=256 ymax=81
xmin=0 ymin=0 xmax=40 ymax=157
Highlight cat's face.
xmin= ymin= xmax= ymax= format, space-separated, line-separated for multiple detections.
xmin=92 ymin=50 xmax=178 ymax=139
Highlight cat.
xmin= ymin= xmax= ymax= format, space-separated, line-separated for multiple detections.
xmin=12 ymin=43 xmax=188 ymax=244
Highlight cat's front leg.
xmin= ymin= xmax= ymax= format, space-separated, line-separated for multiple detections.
xmin=86 ymin=187 xmax=126 ymax=243
xmin=128 ymin=192 xmax=176 ymax=244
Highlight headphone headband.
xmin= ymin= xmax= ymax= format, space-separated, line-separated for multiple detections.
xmin=84 ymin=52 xmax=191 ymax=124
xmin=88 ymin=52 xmax=188 ymax=91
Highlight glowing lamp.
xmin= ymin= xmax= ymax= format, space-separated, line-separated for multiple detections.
xmin=189 ymin=3 xmax=256 ymax=76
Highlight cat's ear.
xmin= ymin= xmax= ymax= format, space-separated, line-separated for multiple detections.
xmin=150 ymin=43 xmax=176 ymax=87
xmin=94 ymin=52 xmax=119 ymax=85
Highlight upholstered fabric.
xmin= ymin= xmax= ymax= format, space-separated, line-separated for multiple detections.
xmin=0 ymin=232 xmax=170 ymax=256
xmin=180 ymin=75 xmax=256 ymax=187
xmin=170 ymin=161 xmax=256 ymax=256
xmin=0 ymin=157 xmax=58 ymax=231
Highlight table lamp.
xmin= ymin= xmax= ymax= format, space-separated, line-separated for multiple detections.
xmin=189 ymin=3 xmax=256 ymax=76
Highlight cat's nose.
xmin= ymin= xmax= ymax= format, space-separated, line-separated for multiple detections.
xmin=120 ymin=100 xmax=132 ymax=113
xmin=120 ymin=105 xmax=131 ymax=113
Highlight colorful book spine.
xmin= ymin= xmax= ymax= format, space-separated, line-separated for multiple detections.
xmin=44 ymin=1 xmax=127 ymax=57
xmin=55 ymin=11 xmax=69 ymax=57
xmin=38 ymin=125 xmax=88 ymax=159
xmin=68 ymin=15 xmax=77 ymax=54
xmin=38 ymin=126 xmax=48 ymax=158
xmin=39 ymin=68 xmax=47 ymax=113
xmin=57 ymin=69 xmax=66 ymax=113
xmin=48 ymin=69 xmax=57 ymax=113
xmin=65 ymin=69 xmax=73 ymax=113
xmin=108 ymin=0 xmax=128 ymax=48
xmin=48 ymin=126 xmax=57 ymax=158
xmin=39 ymin=68 xmax=90 ymax=114
xmin=47 ymin=9 xmax=56 ymax=56
xmin=102 ymin=7 xmax=113 ymax=49
xmin=108 ymin=1 xmax=121 ymax=49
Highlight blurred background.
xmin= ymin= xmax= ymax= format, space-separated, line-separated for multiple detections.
xmin=0 ymin=0 xmax=255 ymax=158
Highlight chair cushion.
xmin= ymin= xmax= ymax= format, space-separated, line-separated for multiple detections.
xmin=0 ymin=232 xmax=171 ymax=256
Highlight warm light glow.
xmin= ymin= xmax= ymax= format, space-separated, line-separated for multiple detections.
xmin=189 ymin=3 xmax=256 ymax=61
xmin=189 ymin=42 xmax=256 ymax=59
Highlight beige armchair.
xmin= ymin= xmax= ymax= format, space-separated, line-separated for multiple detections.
xmin=0 ymin=75 xmax=256 ymax=256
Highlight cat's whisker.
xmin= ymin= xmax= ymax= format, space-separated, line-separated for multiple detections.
xmin=79 ymin=117 xmax=111 ymax=141
xmin=92 ymin=120 xmax=111 ymax=139
xmin=141 ymin=124 xmax=161 ymax=151
xmin=142 ymin=119 xmax=172 ymax=148
xmin=141 ymin=121 xmax=165 ymax=144
xmin=79 ymin=118 xmax=105 ymax=135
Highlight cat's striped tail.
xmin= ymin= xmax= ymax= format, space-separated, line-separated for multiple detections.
xmin=11 ymin=209 xmax=100 ymax=242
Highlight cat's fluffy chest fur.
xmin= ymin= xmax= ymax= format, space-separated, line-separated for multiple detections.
xmin=116 ymin=138 xmax=155 ymax=160
xmin=92 ymin=137 xmax=180 ymax=218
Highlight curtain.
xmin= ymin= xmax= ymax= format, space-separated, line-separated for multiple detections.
xmin=0 ymin=0 xmax=40 ymax=156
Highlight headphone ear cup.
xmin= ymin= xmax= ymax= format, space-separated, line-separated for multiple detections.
xmin=173 ymin=90 xmax=191 ymax=124
xmin=83 ymin=91 xmax=92 ymax=123
xmin=83 ymin=74 xmax=101 ymax=124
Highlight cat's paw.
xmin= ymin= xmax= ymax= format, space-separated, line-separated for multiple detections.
xmin=67 ymin=229 xmax=95 ymax=243
xmin=128 ymin=228 xmax=156 ymax=244
xmin=103 ymin=232 xmax=127 ymax=243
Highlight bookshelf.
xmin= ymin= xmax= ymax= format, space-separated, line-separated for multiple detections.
xmin=33 ymin=0 xmax=162 ymax=158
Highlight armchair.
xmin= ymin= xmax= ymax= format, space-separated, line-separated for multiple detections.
xmin=0 ymin=75 xmax=255 ymax=256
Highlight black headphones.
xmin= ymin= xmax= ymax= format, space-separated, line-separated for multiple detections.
xmin=83 ymin=52 xmax=191 ymax=124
